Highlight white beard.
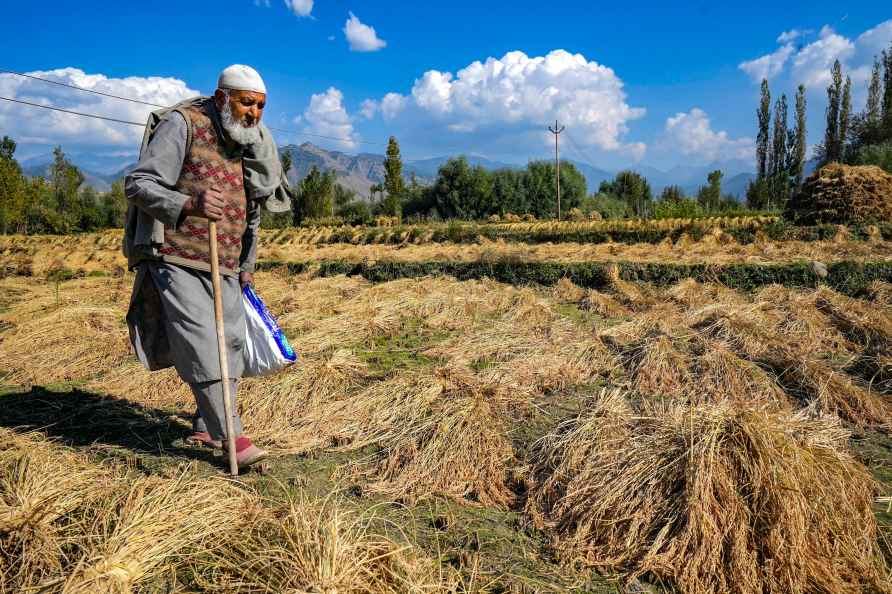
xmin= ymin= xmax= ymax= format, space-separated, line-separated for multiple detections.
xmin=220 ymin=98 xmax=262 ymax=146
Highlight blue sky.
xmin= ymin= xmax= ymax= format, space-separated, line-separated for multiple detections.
xmin=0 ymin=0 xmax=889 ymax=172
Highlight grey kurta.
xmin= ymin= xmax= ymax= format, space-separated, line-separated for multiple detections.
xmin=128 ymin=262 xmax=245 ymax=383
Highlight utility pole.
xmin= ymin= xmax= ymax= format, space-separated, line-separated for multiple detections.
xmin=548 ymin=120 xmax=565 ymax=220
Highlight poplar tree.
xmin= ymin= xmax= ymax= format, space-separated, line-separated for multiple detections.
xmin=769 ymin=95 xmax=788 ymax=206
xmin=382 ymin=136 xmax=404 ymax=217
xmin=839 ymin=76 xmax=852 ymax=160
xmin=770 ymin=94 xmax=787 ymax=178
xmin=823 ymin=60 xmax=843 ymax=163
xmin=790 ymin=85 xmax=807 ymax=187
xmin=884 ymin=48 xmax=892 ymax=136
xmin=756 ymin=79 xmax=771 ymax=179
xmin=867 ymin=57 xmax=882 ymax=127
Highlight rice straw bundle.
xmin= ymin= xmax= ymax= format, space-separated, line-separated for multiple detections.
xmin=552 ymin=278 xmax=586 ymax=303
xmin=687 ymin=303 xmax=779 ymax=359
xmin=367 ymin=392 xmax=516 ymax=507
xmin=664 ymin=279 xmax=747 ymax=309
xmin=865 ymin=280 xmax=892 ymax=307
xmin=526 ymin=389 xmax=891 ymax=594
xmin=87 ymin=363 xmax=193 ymax=411
xmin=293 ymin=370 xmax=446 ymax=455
xmin=755 ymin=285 xmax=853 ymax=357
xmin=0 ymin=430 xmax=120 ymax=592
xmin=0 ymin=303 xmax=130 ymax=384
xmin=765 ymin=353 xmax=892 ymax=428
xmin=580 ymin=289 xmax=631 ymax=319
xmin=240 ymin=349 xmax=369 ymax=451
xmin=60 ymin=470 xmax=255 ymax=594
xmin=689 ymin=339 xmax=788 ymax=406
xmin=624 ymin=332 xmax=692 ymax=398
xmin=812 ymin=285 xmax=892 ymax=349
xmin=199 ymin=493 xmax=453 ymax=593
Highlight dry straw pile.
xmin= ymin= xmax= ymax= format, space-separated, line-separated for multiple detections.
xmin=527 ymin=389 xmax=891 ymax=594
xmin=786 ymin=163 xmax=892 ymax=225
xmin=0 ymin=429 xmax=455 ymax=593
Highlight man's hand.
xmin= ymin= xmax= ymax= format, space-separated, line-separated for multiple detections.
xmin=182 ymin=188 xmax=225 ymax=221
xmin=239 ymin=271 xmax=254 ymax=289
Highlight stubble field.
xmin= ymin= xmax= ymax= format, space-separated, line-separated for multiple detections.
xmin=0 ymin=228 xmax=891 ymax=593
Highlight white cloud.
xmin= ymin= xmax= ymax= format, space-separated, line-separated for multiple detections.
xmin=283 ymin=0 xmax=312 ymax=17
xmin=254 ymin=0 xmax=270 ymax=7
xmin=662 ymin=108 xmax=753 ymax=162
xmin=379 ymin=92 xmax=406 ymax=120
xmin=359 ymin=98 xmax=378 ymax=119
xmin=739 ymin=19 xmax=892 ymax=88
xmin=739 ymin=44 xmax=795 ymax=82
xmin=403 ymin=49 xmax=645 ymax=156
xmin=360 ymin=93 xmax=406 ymax=121
xmin=301 ymin=87 xmax=359 ymax=150
xmin=777 ymin=29 xmax=806 ymax=44
xmin=854 ymin=20 xmax=892 ymax=63
xmin=343 ymin=12 xmax=387 ymax=52
xmin=0 ymin=67 xmax=198 ymax=148
xmin=791 ymin=26 xmax=856 ymax=87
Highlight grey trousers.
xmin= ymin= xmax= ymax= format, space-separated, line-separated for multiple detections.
xmin=144 ymin=262 xmax=246 ymax=383
xmin=191 ymin=379 xmax=243 ymax=440
xmin=135 ymin=262 xmax=246 ymax=441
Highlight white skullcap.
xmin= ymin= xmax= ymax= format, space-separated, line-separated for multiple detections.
xmin=217 ymin=64 xmax=267 ymax=94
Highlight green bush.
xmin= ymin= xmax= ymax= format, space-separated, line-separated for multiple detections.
xmin=653 ymin=198 xmax=704 ymax=219
xmin=259 ymin=258 xmax=892 ymax=297
xmin=854 ymin=142 xmax=892 ymax=175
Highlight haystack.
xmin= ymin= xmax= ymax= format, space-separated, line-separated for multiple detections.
xmin=526 ymin=389 xmax=891 ymax=594
xmin=785 ymin=163 xmax=892 ymax=225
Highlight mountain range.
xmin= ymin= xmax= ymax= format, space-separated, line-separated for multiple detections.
xmin=21 ymin=142 xmax=765 ymax=201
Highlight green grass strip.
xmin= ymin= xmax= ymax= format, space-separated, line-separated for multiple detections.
xmin=254 ymin=259 xmax=892 ymax=296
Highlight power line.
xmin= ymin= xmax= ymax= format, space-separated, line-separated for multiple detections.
xmin=1 ymin=70 xmax=165 ymax=107
xmin=0 ymin=69 xmax=388 ymax=147
xmin=562 ymin=128 xmax=602 ymax=172
xmin=0 ymin=95 xmax=145 ymax=126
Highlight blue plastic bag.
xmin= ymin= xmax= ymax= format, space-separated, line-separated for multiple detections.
xmin=242 ymin=285 xmax=297 ymax=377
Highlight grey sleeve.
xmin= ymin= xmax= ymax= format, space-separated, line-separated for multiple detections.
xmin=124 ymin=112 xmax=191 ymax=228
xmin=239 ymin=198 xmax=262 ymax=273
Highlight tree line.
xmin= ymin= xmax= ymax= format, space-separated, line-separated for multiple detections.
xmin=280 ymin=135 xmax=752 ymax=227
xmin=0 ymin=131 xmax=759 ymax=236
xmin=0 ymin=138 xmax=126 ymax=235
xmin=746 ymin=40 xmax=892 ymax=212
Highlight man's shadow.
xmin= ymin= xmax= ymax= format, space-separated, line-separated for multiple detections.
xmin=0 ymin=386 xmax=219 ymax=469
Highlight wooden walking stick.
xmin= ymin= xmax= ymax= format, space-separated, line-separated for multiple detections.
xmin=208 ymin=220 xmax=239 ymax=476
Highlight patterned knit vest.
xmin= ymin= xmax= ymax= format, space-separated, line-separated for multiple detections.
xmin=158 ymin=100 xmax=247 ymax=276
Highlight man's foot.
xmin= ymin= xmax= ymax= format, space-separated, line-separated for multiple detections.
xmin=186 ymin=431 xmax=222 ymax=449
xmin=223 ymin=436 xmax=269 ymax=469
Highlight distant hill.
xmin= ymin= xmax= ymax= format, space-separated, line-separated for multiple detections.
xmin=280 ymin=142 xmax=390 ymax=200
xmin=22 ymin=162 xmax=116 ymax=193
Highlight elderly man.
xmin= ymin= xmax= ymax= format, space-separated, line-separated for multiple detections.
xmin=123 ymin=65 xmax=289 ymax=470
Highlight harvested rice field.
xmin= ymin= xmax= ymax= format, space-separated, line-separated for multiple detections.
xmin=5 ymin=229 xmax=892 ymax=279
xmin=1 ymin=234 xmax=892 ymax=593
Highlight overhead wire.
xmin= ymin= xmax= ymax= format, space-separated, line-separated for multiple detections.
xmin=0 ymin=68 xmax=389 ymax=147
xmin=0 ymin=96 xmax=145 ymax=126
xmin=1 ymin=68 xmax=555 ymax=161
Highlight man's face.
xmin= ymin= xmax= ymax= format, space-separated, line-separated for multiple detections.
xmin=215 ymin=89 xmax=266 ymax=128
